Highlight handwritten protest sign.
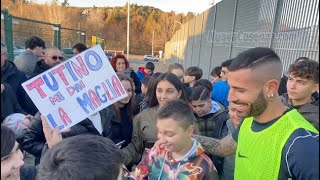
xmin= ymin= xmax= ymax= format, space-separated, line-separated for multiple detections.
xmin=22 ymin=45 xmax=128 ymax=132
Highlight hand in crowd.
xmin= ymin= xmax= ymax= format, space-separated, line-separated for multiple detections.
xmin=24 ymin=114 xmax=34 ymax=121
xmin=41 ymin=115 xmax=62 ymax=148
xmin=154 ymin=139 xmax=166 ymax=152
xmin=63 ymin=128 xmax=71 ymax=132
xmin=1 ymin=84 xmax=4 ymax=94
xmin=116 ymin=140 xmax=125 ymax=149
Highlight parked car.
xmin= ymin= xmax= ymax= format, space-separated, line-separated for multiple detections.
xmin=105 ymin=52 xmax=113 ymax=61
xmin=144 ymin=55 xmax=159 ymax=62
xmin=61 ymin=48 xmax=73 ymax=60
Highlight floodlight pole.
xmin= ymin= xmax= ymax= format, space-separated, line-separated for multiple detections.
xmin=127 ymin=0 xmax=130 ymax=59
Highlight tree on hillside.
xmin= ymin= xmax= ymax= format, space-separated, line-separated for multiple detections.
xmin=42 ymin=2 xmax=66 ymax=24
xmin=62 ymin=0 xmax=69 ymax=7
xmin=2 ymin=2 xmax=195 ymax=54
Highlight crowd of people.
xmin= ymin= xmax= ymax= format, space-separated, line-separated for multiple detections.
xmin=1 ymin=36 xmax=319 ymax=180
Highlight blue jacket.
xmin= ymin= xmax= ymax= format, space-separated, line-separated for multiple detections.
xmin=136 ymin=67 xmax=146 ymax=82
xmin=136 ymin=67 xmax=153 ymax=83
xmin=211 ymin=80 xmax=229 ymax=107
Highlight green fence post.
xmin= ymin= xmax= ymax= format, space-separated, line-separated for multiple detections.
xmin=3 ymin=9 xmax=14 ymax=61
xmin=57 ymin=24 xmax=61 ymax=49
xmin=81 ymin=31 xmax=86 ymax=45
xmin=53 ymin=24 xmax=61 ymax=49
xmin=53 ymin=25 xmax=58 ymax=48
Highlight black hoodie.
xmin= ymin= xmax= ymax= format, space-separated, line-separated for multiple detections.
xmin=33 ymin=59 xmax=51 ymax=76
xmin=1 ymin=61 xmax=30 ymax=112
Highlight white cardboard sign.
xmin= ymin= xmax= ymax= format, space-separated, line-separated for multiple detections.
xmin=22 ymin=45 xmax=127 ymax=132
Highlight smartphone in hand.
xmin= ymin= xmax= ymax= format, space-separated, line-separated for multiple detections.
xmin=116 ymin=140 xmax=125 ymax=148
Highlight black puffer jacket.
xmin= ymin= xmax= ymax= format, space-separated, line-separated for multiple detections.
xmin=194 ymin=101 xmax=229 ymax=175
xmin=195 ymin=102 xmax=229 ymax=138
xmin=33 ymin=59 xmax=51 ymax=76
xmin=1 ymin=61 xmax=30 ymax=113
xmin=22 ymin=108 xmax=114 ymax=157
xmin=1 ymin=61 xmax=27 ymax=96
xmin=1 ymin=83 xmax=25 ymax=122
xmin=110 ymin=105 xmax=133 ymax=148
xmin=123 ymin=67 xmax=142 ymax=94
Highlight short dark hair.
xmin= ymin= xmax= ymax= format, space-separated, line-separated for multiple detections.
xmin=38 ymin=135 xmax=123 ymax=180
xmin=72 ymin=43 xmax=88 ymax=53
xmin=1 ymin=125 xmax=16 ymax=158
xmin=142 ymin=76 xmax=151 ymax=86
xmin=157 ymin=99 xmax=196 ymax=129
xmin=168 ymin=63 xmax=184 ymax=72
xmin=229 ymin=47 xmax=281 ymax=79
xmin=211 ymin=66 xmax=222 ymax=78
xmin=294 ymin=57 xmax=309 ymax=63
xmin=221 ymin=59 xmax=233 ymax=68
xmin=145 ymin=62 xmax=155 ymax=71
xmin=185 ymin=66 xmax=203 ymax=80
xmin=194 ymin=79 xmax=213 ymax=92
xmin=190 ymin=86 xmax=211 ymax=101
xmin=149 ymin=73 xmax=187 ymax=108
xmin=25 ymin=36 xmax=46 ymax=49
xmin=289 ymin=58 xmax=319 ymax=83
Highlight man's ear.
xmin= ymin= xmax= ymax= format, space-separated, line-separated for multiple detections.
xmin=177 ymin=90 xmax=182 ymax=99
xmin=186 ymin=125 xmax=194 ymax=137
xmin=265 ymin=79 xmax=279 ymax=96
xmin=312 ymin=83 xmax=319 ymax=94
xmin=191 ymin=76 xmax=196 ymax=82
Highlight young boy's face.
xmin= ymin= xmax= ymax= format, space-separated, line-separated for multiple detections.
xmin=144 ymin=68 xmax=153 ymax=76
xmin=211 ymin=75 xmax=220 ymax=84
xmin=228 ymin=105 xmax=244 ymax=129
xmin=157 ymin=118 xmax=193 ymax=153
xmin=191 ymin=99 xmax=212 ymax=118
xmin=183 ymin=75 xmax=195 ymax=84
xmin=287 ymin=74 xmax=319 ymax=102
xmin=220 ymin=67 xmax=229 ymax=81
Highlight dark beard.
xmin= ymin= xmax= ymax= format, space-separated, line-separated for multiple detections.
xmin=248 ymin=90 xmax=268 ymax=117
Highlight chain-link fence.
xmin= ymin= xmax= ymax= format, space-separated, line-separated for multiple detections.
xmin=164 ymin=0 xmax=319 ymax=78
xmin=61 ymin=27 xmax=86 ymax=49
xmin=1 ymin=9 xmax=86 ymax=61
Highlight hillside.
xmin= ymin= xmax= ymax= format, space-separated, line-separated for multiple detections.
xmin=1 ymin=0 xmax=195 ymax=55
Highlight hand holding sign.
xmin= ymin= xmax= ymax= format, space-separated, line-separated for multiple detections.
xmin=22 ymin=45 xmax=128 ymax=132
xmin=42 ymin=115 xmax=62 ymax=148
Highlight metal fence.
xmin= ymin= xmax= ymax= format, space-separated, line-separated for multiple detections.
xmin=1 ymin=9 xmax=86 ymax=61
xmin=164 ymin=0 xmax=319 ymax=79
xmin=61 ymin=27 xmax=86 ymax=49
